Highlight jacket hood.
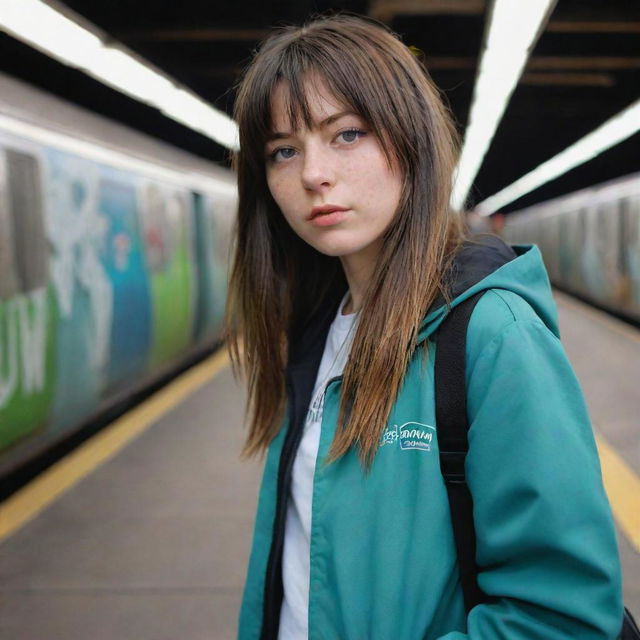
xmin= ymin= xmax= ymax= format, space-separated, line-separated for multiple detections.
xmin=287 ymin=234 xmax=557 ymax=370
xmin=417 ymin=234 xmax=558 ymax=343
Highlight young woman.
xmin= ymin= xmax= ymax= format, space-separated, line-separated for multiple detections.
xmin=225 ymin=13 xmax=623 ymax=640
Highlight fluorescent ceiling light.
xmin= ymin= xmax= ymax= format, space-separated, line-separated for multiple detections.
xmin=475 ymin=98 xmax=640 ymax=215
xmin=83 ymin=47 xmax=176 ymax=107
xmin=160 ymin=90 xmax=239 ymax=150
xmin=0 ymin=0 xmax=239 ymax=150
xmin=0 ymin=0 xmax=102 ymax=67
xmin=450 ymin=0 xmax=556 ymax=211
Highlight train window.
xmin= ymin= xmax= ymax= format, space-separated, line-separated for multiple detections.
xmin=578 ymin=207 xmax=587 ymax=245
xmin=617 ymin=198 xmax=629 ymax=274
xmin=595 ymin=204 xmax=610 ymax=254
xmin=138 ymin=183 xmax=191 ymax=272
xmin=619 ymin=195 xmax=640 ymax=291
xmin=166 ymin=191 xmax=189 ymax=250
xmin=0 ymin=150 xmax=19 ymax=299
xmin=139 ymin=183 xmax=170 ymax=272
xmin=0 ymin=148 xmax=48 ymax=297
xmin=624 ymin=196 xmax=640 ymax=245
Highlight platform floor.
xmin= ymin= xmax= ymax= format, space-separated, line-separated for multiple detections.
xmin=0 ymin=291 xmax=638 ymax=639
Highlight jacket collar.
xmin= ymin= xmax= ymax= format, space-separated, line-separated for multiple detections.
xmin=286 ymin=234 xmax=518 ymax=372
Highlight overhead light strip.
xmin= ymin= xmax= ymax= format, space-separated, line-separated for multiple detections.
xmin=0 ymin=0 xmax=239 ymax=150
xmin=475 ymin=99 xmax=640 ymax=215
xmin=450 ymin=0 xmax=557 ymax=211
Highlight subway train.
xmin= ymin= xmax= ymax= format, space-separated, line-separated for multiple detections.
xmin=502 ymin=171 xmax=640 ymax=324
xmin=0 ymin=73 xmax=237 ymax=485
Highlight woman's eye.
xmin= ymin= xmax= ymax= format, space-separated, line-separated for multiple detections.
xmin=270 ymin=147 xmax=296 ymax=162
xmin=337 ymin=128 xmax=366 ymax=144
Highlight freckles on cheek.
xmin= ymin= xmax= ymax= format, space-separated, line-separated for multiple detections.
xmin=267 ymin=175 xmax=281 ymax=203
xmin=266 ymin=174 xmax=285 ymax=207
xmin=354 ymin=164 xmax=383 ymax=199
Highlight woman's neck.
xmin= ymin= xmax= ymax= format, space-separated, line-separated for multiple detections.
xmin=339 ymin=238 xmax=382 ymax=315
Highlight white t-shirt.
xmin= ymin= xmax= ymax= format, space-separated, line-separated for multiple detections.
xmin=278 ymin=293 xmax=359 ymax=640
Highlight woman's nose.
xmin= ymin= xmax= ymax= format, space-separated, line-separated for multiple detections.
xmin=301 ymin=144 xmax=335 ymax=192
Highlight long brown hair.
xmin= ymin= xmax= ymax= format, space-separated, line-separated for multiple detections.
xmin=225 ymin=13 xmax=465 ymax=470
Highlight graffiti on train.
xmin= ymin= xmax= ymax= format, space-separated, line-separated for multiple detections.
xmin=0 ymin=140 xmax=228 ymax=457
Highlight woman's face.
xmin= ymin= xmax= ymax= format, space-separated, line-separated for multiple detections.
xmin=265 ymin=78 xmax=403 ymax=266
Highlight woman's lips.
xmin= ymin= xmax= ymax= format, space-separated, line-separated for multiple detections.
xmin=309 ymin=204 xmax=348 ymax=219
xmin=309 ymin=209 xmax=349 ymax=227
xmin=309 ymin=204 xmax=350 ymax=227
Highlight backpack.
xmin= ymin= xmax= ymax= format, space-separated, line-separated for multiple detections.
xmin=434 ymin=290 xmax=640 ymax=640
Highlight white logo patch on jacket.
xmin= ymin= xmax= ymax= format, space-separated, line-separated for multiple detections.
xmin=380 ymin=421 xmax=435 ymax=452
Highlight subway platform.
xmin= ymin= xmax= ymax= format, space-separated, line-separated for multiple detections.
xmin=0 ymin=291 xmax=638 ymax=639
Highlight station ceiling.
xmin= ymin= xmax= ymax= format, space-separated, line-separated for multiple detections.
xmin=1 ymin=0 xmax=638 ymax=213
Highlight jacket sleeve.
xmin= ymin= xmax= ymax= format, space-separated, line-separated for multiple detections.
xmin=437 ymin=316 xmax=623 ymax=640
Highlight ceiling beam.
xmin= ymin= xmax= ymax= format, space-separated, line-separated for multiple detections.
xmin=527 ymin=56 xmax=640 ymax=71
xmin=369 ymin=0 xmax=485 ymax=22
xmin=521 ymin=72 xmax=615 ymax=87
xmin=547 ymin=20 xmax=640 ymax=33
xmin=115 ymin=28 xmax=269 ymax=42
xmin=424 ymin=56 xmax=476 ymax=69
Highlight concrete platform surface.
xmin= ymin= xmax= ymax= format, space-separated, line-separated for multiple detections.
xmin=0 ymin=364 xmax=261 ymax=640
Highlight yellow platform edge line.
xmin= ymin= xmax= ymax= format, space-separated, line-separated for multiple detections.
xmin=595 ymin=432 xmax=640 ymax=554
xmin=0 ymin=349 xmax=230 ymax=542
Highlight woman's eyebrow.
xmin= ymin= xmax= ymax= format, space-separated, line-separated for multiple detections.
xmin=265 ymin=111 xmax=357 ymax=143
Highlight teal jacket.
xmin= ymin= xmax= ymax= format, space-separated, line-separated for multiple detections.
xmin=239 ymin=238 xmax=623 ymax=639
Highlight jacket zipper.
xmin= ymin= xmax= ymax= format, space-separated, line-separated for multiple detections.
xmin=260 ymin=374 xmax=342 ymax=639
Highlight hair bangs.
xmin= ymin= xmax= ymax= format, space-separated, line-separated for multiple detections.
xmin=239 ymin=29 xmax=409 ymax=172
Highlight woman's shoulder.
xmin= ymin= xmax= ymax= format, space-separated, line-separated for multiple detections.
xmin=465 ymin=288 xmax=558 ymax=367
xmin=472 ymin=288 xmax=545 ymax=330
xmin=446 ymin=234 xmax=559 ymax=353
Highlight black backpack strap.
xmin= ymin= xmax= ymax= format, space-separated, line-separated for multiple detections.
xmin=621 ymin=606 xmax=640 ymax=639
xmin=435 ymin=291 xmax=487 ymax=613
